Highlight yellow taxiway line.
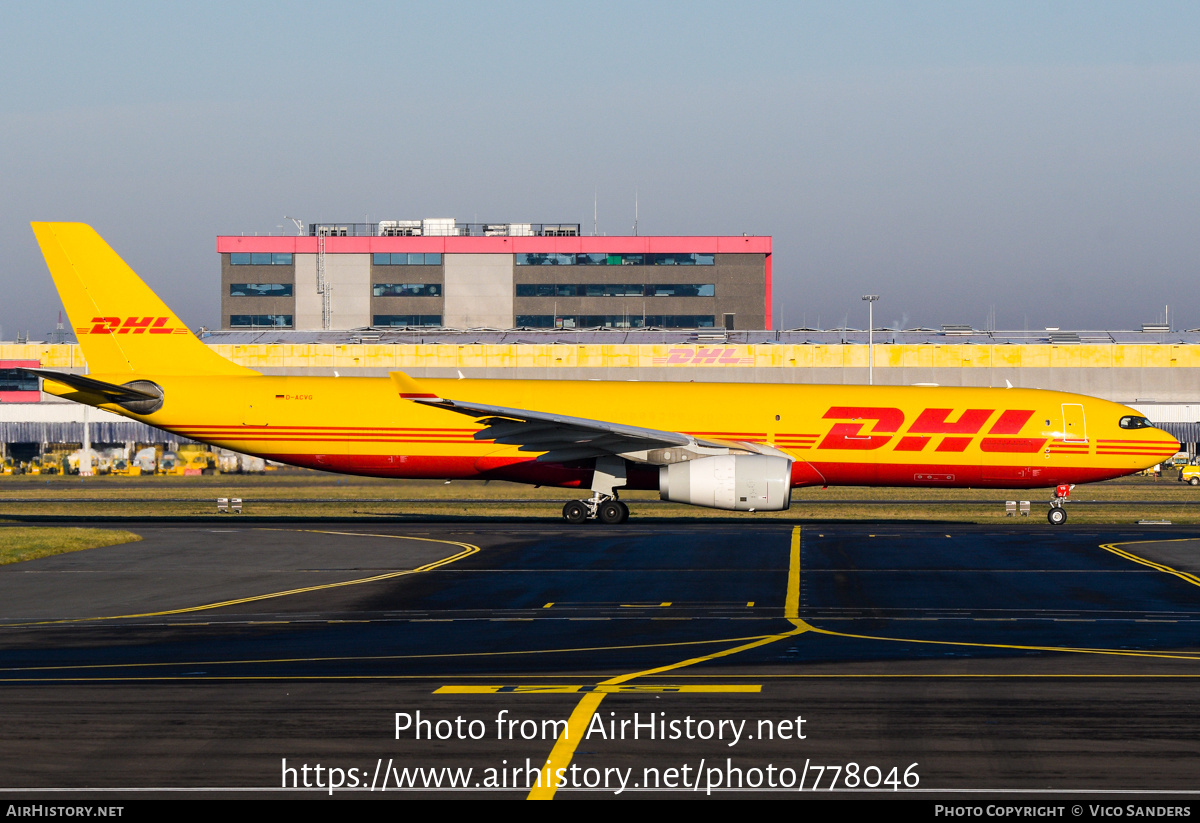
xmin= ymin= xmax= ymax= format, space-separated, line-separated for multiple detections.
xmin=526 ymin=528 xmax=1200 ymax=800
xmin=0 ymin=529 xmax=478 ymax=627
xmin=1098 ymin=538 xmax=1200 ymax=589
xmin=0 ymin=634 xmax=778 ymax=676
xmin=437 ymin=684 xmax=761 ymax=694
xmin=527 ymin=525 xmax=810 ymax=800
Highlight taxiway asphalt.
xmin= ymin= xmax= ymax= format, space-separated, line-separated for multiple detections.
xmin=1 ymin=520 xmax=1198 ymax=799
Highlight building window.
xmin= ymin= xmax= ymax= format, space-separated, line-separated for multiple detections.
xmin=229 ymin=314 xmax=293 ymax=328
xmin=651 ymin=284 xmax=715 ymax=297
xmin=647 ymin=253 xmax=713 ymax=266
xmin=514 ymin=253 xmax=576 ymax=266
xmin=229 ymin=283 xmax=294 ymax=297
xmin=372 ymin=284 xmax=443 ymax=297
xmin=515 ymin=284 xmax=578 ymax=297
xmin=0 ymin=369 xmax=40 ymax=392
xmin=584 ymin=284 xmax=648 ymax=297
xmin=372 ymin=253 xmax=442 ymax=266
xmin=373 ymin=315 xmax=443 ymax=327
xmin=515 ymin=284 xmax=714 ymax=297
xmin=230 ymin=253 xmax=293 ymax=265
xmin=515 ymin=315 xmax=714 ymax=329
xmin=515 ymin=252 xmax=713 ymax=266
xmin=610 ymin=254 xmax=644 ymax=265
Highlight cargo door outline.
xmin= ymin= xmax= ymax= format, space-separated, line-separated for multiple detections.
xmin=1062 ymin=403 xmax=1087 ymax=443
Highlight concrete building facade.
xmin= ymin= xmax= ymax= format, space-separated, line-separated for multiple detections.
xmin=218 ymin=221 xmax=772 ymax=332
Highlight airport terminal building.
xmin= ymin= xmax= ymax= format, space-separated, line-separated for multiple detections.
xmin=217 ymin=220 xmax=772 ymax=332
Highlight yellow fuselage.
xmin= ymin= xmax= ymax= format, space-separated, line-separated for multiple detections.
xmin=68 ymin=375 xmax=1179 ymax=491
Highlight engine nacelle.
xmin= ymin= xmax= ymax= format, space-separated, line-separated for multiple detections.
xmin=658 ymin=455 xmax=792 ymax=512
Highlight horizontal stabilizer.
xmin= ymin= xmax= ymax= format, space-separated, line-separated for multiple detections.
xmin=19 ymin=368 xmax=159 ymax=402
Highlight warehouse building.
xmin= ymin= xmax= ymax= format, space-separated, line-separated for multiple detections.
xmin=218 ymin=220 xmax=772 ymax=331
xmin=5 ymin=327 xmax=1200 ymax=462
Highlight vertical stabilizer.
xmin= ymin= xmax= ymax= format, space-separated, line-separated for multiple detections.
xmin=31 ymin=222 xmax=254 ymax=376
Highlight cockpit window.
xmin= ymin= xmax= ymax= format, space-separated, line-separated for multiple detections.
xmin=1119 ymin=416 xmax=1154 ymax=429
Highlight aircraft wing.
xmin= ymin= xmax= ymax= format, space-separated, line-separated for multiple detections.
xmin=391 ymin=371 xmax=715 ymax=463
xmin=418 ymin=397 xmax=697 ymax=463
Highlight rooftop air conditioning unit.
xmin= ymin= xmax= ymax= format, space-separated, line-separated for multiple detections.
xmin=507 ymin=223 xmax=534 ymax=236
xmin=378 ymin=220 xmax=422 ymax=236
xmin=316 ymin=226 xmax=348 ymax=237
xmin=941 ymin=324 xmax=974 ymax=335
xmin=422 ymin=218 xmax=458 ymax=237
xmin=542 ymin=225 xmax=579 ymax=236
xmin=483 ymin=224 xmax=510 ymax=236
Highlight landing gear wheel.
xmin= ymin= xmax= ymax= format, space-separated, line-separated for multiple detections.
xmin=1047 ymin=507 xmax=1067 ymax=526
xmin=563 ymin=500 xmax=588 ymax=524
xmin=598 ymin=500 xmax=625 ymax=524
xmin=615 ymin=500 xmax=629 ymax=523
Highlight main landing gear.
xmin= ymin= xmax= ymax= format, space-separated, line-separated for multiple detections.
xmin=563 ymin=455 xmax=630 ymax=525
xmin=1047 ymin=483 xmax=1074 ymax=525
xmin=562 ymin=493 xmax=629 ymax=525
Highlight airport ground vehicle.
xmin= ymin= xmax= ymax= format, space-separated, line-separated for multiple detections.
xmin=109 ymin=456 xmax=137 ymax=477
xmin=23 ymin=223 xmax=1180 ymax=524
xmin=1180 ymin=465 xmax=1200 ymax=486
xmin=131 ymin=446 xmax=158 ymax=474
xmin=165 ymin=445 xmax=217 ymax=475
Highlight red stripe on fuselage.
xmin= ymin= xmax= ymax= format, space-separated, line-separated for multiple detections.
xmin=980 ymin=437 xmax=1046 ymax=453
xmin=802 ymin=461 xmax=1137 ymax=489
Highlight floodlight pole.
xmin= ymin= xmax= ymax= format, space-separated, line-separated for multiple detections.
xmin=862 ymin=294 xmax=879 ymax=385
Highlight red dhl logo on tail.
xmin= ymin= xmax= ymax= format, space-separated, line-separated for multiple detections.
xmin=76 ymin=317 xmax=187 ymax=335
xmin=651 ymin=347 xmax=754 ymax=366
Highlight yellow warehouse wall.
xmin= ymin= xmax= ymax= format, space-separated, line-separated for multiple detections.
xmin=4 ymin=342 xmax=1200 ymax=370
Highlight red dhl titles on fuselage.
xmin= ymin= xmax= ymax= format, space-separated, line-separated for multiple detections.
xmin=147 ymin=378 xmax=1177 ymax=492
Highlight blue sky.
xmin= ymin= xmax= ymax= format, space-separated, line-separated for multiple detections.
xmin=3 ymin=1 xmax=1199 ymax=336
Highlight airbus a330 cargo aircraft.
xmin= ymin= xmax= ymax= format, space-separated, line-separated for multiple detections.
xmin=24 ymin=223 xmax=1179 ymax=525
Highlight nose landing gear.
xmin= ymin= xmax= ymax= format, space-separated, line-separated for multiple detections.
xmin=1047 ymin=483 xmax=1074 ymax=525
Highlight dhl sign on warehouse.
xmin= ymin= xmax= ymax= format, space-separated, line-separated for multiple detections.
xmin=6 ymin=341 xmax=1200 ymax=370
xmin=5 ymin=339 xmax=1200 ymax=381
xmin=6 ymin=338 xmax=1200 ymax=446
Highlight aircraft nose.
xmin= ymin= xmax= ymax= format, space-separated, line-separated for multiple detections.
xmin=1147 ymin=432 xmax=1181 ymax=462
xmin=1109 ymin=427 xmax=1181 ymax=468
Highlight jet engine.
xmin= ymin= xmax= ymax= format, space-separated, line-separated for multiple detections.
xmin=658 ymin=454 xmax=792 ymax=512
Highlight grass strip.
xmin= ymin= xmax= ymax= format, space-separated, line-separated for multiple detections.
xmin=0 ymin=527 xmax=142 ymax=566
